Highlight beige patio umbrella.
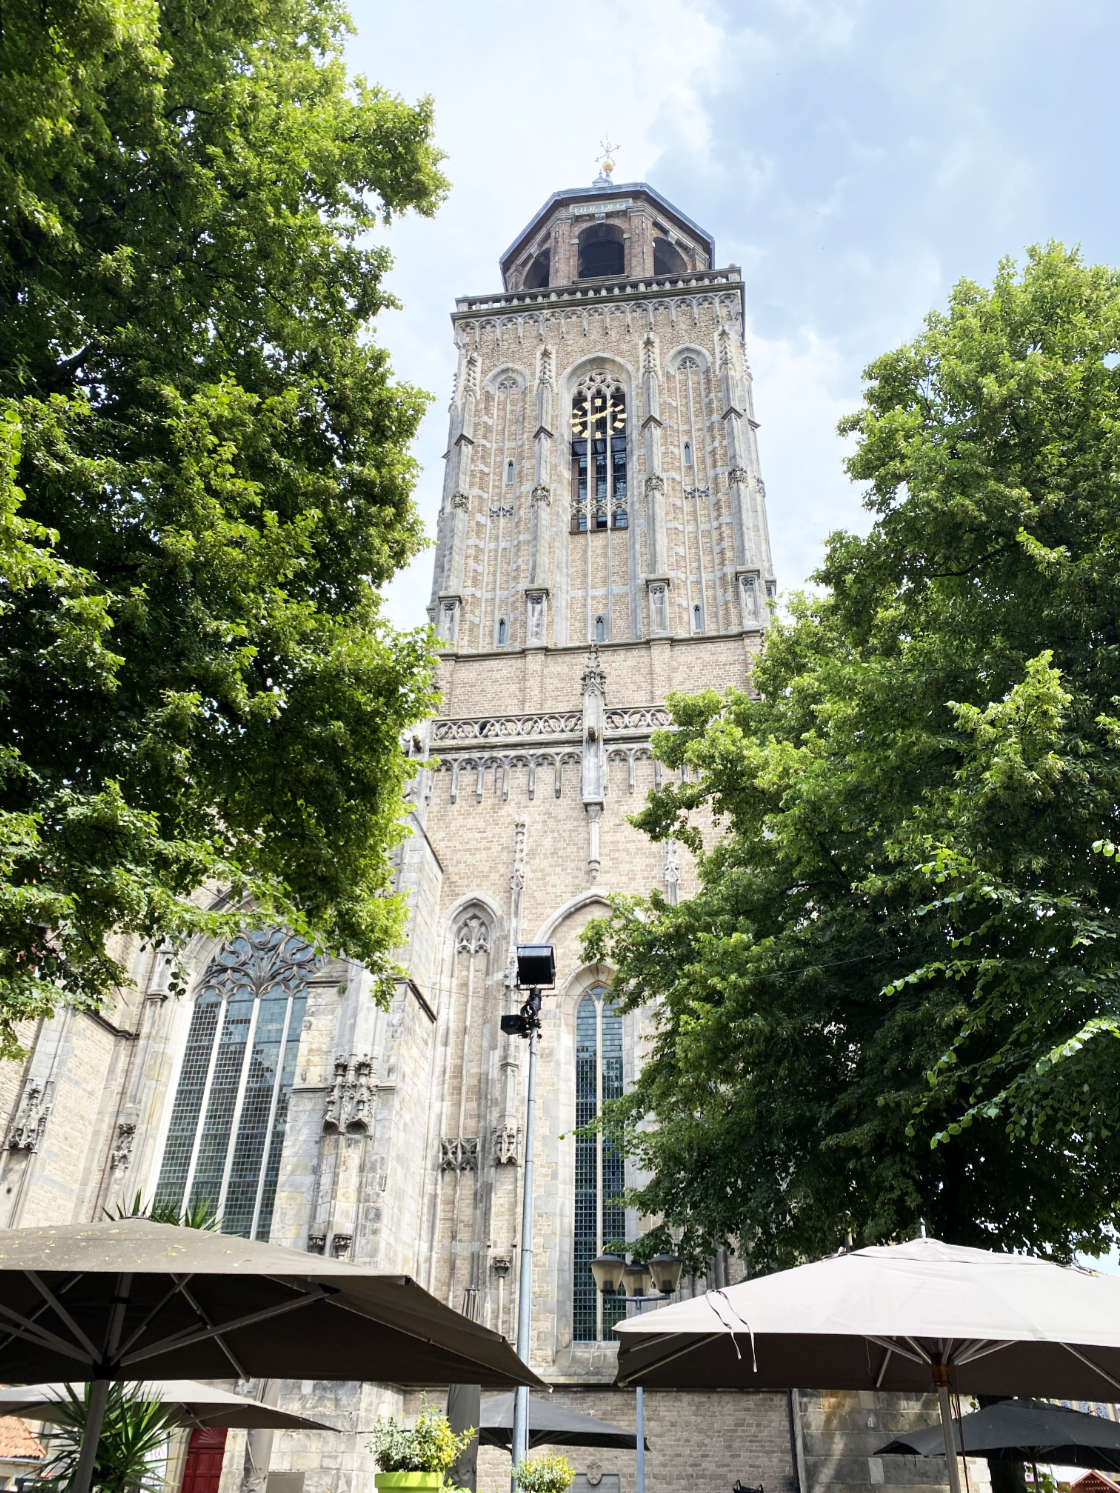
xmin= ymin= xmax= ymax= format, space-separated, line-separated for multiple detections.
xmin=614 ymin=1237 xmax=1120 ymax=1493
xmin=0 ymin=1218 xmax=541 ymax=1493
xmin=0 ymin=1379 xmax=338 ymax=1431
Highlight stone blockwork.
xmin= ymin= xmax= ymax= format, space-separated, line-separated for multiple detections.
xmin=797 ymin=1391 xmax=990 ymax=1493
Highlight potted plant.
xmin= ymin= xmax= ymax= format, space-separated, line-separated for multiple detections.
xmin=513 ymin=1452 xmax=575 ymax=1493
xmin=368 ymin=1403 xmax=476 ymax=1491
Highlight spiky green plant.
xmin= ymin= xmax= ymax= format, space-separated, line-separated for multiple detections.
xmin=105 ymin=1191 xmax=221 ymax=1231
xmin=38 ymin=1382 xmax=177 ymax=1493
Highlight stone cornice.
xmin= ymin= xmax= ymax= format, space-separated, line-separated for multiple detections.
xmin=452 ymin=266 xmax=744 ymax=322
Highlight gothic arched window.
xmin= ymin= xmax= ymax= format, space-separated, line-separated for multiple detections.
xmin=595 ymin=615 xmax=606 ymax=643
xmin=573 ymin=986 xmax=626 ymax=1342
xmin=497 ymin=617 xmax=508 ymax=645
xmin=570 ymin=376 xmax=627 ymax=534
xmin=524 ymin=248 xmax=550 ymax=290
xmin=154 ymin=929 xmax=313 ymax=1240
xmin=653 ymin=237 xmax=688 ymax=276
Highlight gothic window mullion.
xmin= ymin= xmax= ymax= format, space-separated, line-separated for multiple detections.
xmin=601 ymin=997 xmax=627 ymax=1338
xmin=595 ymin=992 xmax=604 ymax=1341
xmin=571 ymin=382 xmax=627 ymax=536
xmin=573 ymin=992 xmax=599 ymax=1342
xmin=156 ymin=929 xmax=315 ymax=1240
xmin=179 ymin=994 xmax=229 ymax=1215
xmin=573 ymin=985 xmax=626 ymax=1343
xmin=248 ymin=989 xmax=296 ymax=1240
xmin=215 ymin=987 xmax=265 ymax=1218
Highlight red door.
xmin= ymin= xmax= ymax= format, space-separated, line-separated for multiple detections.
xmin=180 ymin=1427 xmax=228 ymax=1493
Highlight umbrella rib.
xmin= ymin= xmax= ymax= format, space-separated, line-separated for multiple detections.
xmin=865 ymin=1335 xmax=928 ymax=1368
xmin=615 ymin=1331 xmax=724 ymax=1388
xmin=951 ymin=1339 xmax=987 ymax=1362
xmin=119 ymin=1286 xmax=332 ymax=1369
xmin=24 ymin=1270 xmax=102 ymax=1361
xmin=955 ymin=1340 xmax=1015 ymax=1365
xmin=1062 ymin=1342 xmax=1120 ymax=1393
xmin=874 ymin=1343 xmax=893 ymax=1387
xmin=116 ymin=1275 xmax=197 ymax=1361
xmin=904 ymin=1336 xmax=935 ymax=1364
xmin=0 ymin=1297 xmax=93 ymax=1363
xmin=172 ymin=1276 xmax=248 ymax=1379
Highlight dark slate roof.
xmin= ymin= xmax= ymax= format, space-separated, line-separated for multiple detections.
xmin=500 ymin=182 xmax=716 ymax=268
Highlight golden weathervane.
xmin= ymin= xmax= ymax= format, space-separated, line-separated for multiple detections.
xmin=595 ymin=136 xmax=620 ymax=180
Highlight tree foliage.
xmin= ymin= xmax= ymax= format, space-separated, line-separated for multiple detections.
xmin=585 ymin=245 xmax=1120 ymax=1271
xmin=0 ymin=0 xmax=447 ymax=1050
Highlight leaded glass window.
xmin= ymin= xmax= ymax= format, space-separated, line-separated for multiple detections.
xmin=573 ymin=986 xmax=627 ymax=1342
xmin=155 ymin=928 xmax=314 ymax=1240
xmin=570 ymin=378 xmax=628 ymax=533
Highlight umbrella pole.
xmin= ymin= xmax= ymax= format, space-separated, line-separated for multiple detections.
xmin=935 ymin=1377 xmax=965 ymax=1493
xmin=511 ymin=1017 xmax=539 ymax=1481
xmin=635 ymin=1384 xmax=646 ymax=1493
xmin=74 ymin=1269 xmax=132 ymax=1493
xmin=73 ymin=1377 xmax=110 ymax=1493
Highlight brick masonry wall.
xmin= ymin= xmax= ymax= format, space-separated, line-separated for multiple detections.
xmin=470 ymin=1387 xmax=798 ymax=1493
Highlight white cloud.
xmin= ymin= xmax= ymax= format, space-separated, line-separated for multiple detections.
xmin=749 ymin=325 xmax=868 ymax=597
xmin=765 ymin=0 xmax=871 ymax=50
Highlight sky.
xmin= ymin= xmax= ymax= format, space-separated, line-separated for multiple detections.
xmin=345 ymin=0 xmax=1120 ymax=632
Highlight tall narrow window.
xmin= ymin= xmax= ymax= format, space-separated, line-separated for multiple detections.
xmin=683 ymin=441 xmax=692 ymax=468
xmin=595 ymin=616 xmax=606 ymax=643
xmin=497 ymin=617 xmax=507 ymax=645
xmin=693 ymin=603 xmax=703 ymax=632
xmin=155 ymin=929 xmax=313 ymax=1240
xmin=573 ymin=987 xmax=627 ymax=1342
xmin=506 ymin=460 xmax=514 ymax=486
xmin=571 ymin=378 xmax=627 ymax=532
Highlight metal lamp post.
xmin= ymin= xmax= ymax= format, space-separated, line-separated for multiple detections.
xmin=503 ymin=944 xmax=555 ymax=1485
xmin=591 ymin=1251 xmax=683 ymax=1493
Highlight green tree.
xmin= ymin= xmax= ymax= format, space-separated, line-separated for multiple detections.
xmin=585 ymin=245 xmax=1120 ymax=1272
xmin=0 ymin=0 xmax=447 ymax=1051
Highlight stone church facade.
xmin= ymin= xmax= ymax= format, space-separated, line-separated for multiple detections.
xmin=0 ymin=176 xmax=950 ymax=1493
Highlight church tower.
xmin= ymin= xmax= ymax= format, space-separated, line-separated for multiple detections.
xmin=390 ymin=168 xmax=793 ymax=1487
xmin=428 ymin=173 xmax=775 ymax=654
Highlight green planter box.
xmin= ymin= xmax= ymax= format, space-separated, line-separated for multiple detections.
xmin=373 ymin=1475 xmax=444 ymax=1492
